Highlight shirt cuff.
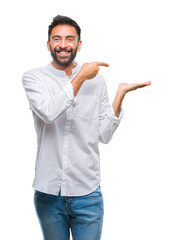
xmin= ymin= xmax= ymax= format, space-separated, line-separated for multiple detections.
xmin=63 ymin=82 xmax=77 ymax=107
xmin=107 ymin=106 xmax=123 ymax=124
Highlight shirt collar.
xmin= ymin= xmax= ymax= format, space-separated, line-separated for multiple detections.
xmin=48 ymin=61 xmax=80 ymax=77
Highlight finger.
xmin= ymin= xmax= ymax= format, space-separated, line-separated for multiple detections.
xmin=137 ymin=81 xmax=151 ymax=85
xmin=139 ymin=82 xmax=152 ymax=87
xmin=133 ymin=82 xmax=151 ymax=88
xmin=143 ymin=81 xmax=152 ymax=85
xmin=95 ymin=62 xmax=110 ymax=67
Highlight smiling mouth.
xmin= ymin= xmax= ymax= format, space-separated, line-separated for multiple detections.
xmin=59 ymin=51 xmax=69 ymax=54
xmin=56 ymin=51 xmax=71 ymax=56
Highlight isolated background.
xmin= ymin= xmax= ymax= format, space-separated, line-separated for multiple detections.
xmin=0 ymin=0 xmax=173 ymax=239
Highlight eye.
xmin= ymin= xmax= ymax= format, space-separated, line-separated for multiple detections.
xmin=54 ymin=38 xmax=60 ymax=41
xmin=67 ymin=38 xmax=73 ymax=42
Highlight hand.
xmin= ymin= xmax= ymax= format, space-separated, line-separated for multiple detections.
xmin=112 ymin=81 xmax=151 ymax=117
xmin=118 ymin=81 xmax=152 ymax=95
xmin=79 ymin=62 xmax=109 ymax=80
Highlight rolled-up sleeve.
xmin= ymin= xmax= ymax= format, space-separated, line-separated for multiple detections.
xmin=22 ymin=72 xmax=76 ymax=123
xmin=99 ymin=77 xmax=123 ymax=144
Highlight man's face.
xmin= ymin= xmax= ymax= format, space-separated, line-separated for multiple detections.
xmin=47 ymin=25 xmax=82 ymax=67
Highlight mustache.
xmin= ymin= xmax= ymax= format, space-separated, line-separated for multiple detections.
xmin=55 ymin=47 xmax=72 ymax=53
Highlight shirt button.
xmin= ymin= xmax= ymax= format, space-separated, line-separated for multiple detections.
xmin=66 ymin=103 xmax=70 ymax=108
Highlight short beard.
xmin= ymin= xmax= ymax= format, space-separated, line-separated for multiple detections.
xmin=50 ymin=45 xmax=78 ymax=67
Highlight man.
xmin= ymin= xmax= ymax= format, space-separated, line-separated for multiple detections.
xmin=22 ymin=15 xmax=151 ymax=240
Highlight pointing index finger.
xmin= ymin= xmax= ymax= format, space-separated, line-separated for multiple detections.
xmin=95 ymin=62 xmax=110 ymax=67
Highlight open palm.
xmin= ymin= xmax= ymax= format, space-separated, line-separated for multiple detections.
xmin=119 ymin=81 xmax=151 ymax=93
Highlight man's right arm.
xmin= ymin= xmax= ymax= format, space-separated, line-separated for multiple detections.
xmin=22 ymin=62 xmax=109 ymax=123
xmin=22 ymin=71 xmax=77 ymax=123
xmin=71 ymin=62 xmax=109 ymax=96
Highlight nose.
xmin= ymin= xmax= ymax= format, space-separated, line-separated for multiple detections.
xmin=59 ymin=38 xmax=68 ymax=48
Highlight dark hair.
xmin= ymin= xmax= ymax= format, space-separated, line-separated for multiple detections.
xmin=48 ymin=15 xmax=81 ymax=42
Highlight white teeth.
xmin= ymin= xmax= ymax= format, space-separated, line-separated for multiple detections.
xmin=59 ymin=51 xmax=68 ymax=54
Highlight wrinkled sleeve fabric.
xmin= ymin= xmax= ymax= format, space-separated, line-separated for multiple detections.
xmin=22 ymin=72 xmax=76 ymax=123
xmin=99 ymin=77 xmax=123 ymax=144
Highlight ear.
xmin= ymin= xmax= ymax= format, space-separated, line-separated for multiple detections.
xmin=77 ymin=40 xmax=82 ymax=52
xmin=47 ymin=41 xmax=50 ymax=52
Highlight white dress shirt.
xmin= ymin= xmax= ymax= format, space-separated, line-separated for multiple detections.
xmin=22 ymin=62 xmax=123 ymax=196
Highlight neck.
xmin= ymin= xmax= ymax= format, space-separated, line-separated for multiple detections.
xmin=52 ymin=60 xmax=76 ymax=77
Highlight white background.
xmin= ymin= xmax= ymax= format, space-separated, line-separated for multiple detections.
xmin=0 ymin=0 xmax=173 ymax=239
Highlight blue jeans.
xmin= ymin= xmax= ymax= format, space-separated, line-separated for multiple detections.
xmin=34 ymin=186 xmax=104 ymax=240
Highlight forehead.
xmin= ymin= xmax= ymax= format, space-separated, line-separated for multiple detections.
xmin=51 ymin=24 xmax=78 ymax=37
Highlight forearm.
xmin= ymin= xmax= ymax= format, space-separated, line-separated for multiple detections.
xmin=71 ymin=61 xmax=110 ymax=96
xmin=112 ymin=87 xmax=125 ymax=118
xmin=112 ymin=81 xmax=151 ymax=117
xmin=71 ymin=71 xmax=86 ymax=96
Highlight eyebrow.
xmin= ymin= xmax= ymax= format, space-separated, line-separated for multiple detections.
xmin=52 ymin=35 xmax=76 ymax=39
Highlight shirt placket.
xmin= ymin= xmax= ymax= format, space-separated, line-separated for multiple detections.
xmin=61 ymin=78 xmax=73 ymax=196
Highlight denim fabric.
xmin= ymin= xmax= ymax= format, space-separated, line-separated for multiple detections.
xmin=34 ymin=186 xmax=104 ymax=240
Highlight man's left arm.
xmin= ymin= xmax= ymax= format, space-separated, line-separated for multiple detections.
xmin=99 ymin=79 xmax=151 ymax=144
xmin=112 ymin=82 xmax=151 ymax=117
xmin=99 ymin=77 xmax=123 ymax=144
